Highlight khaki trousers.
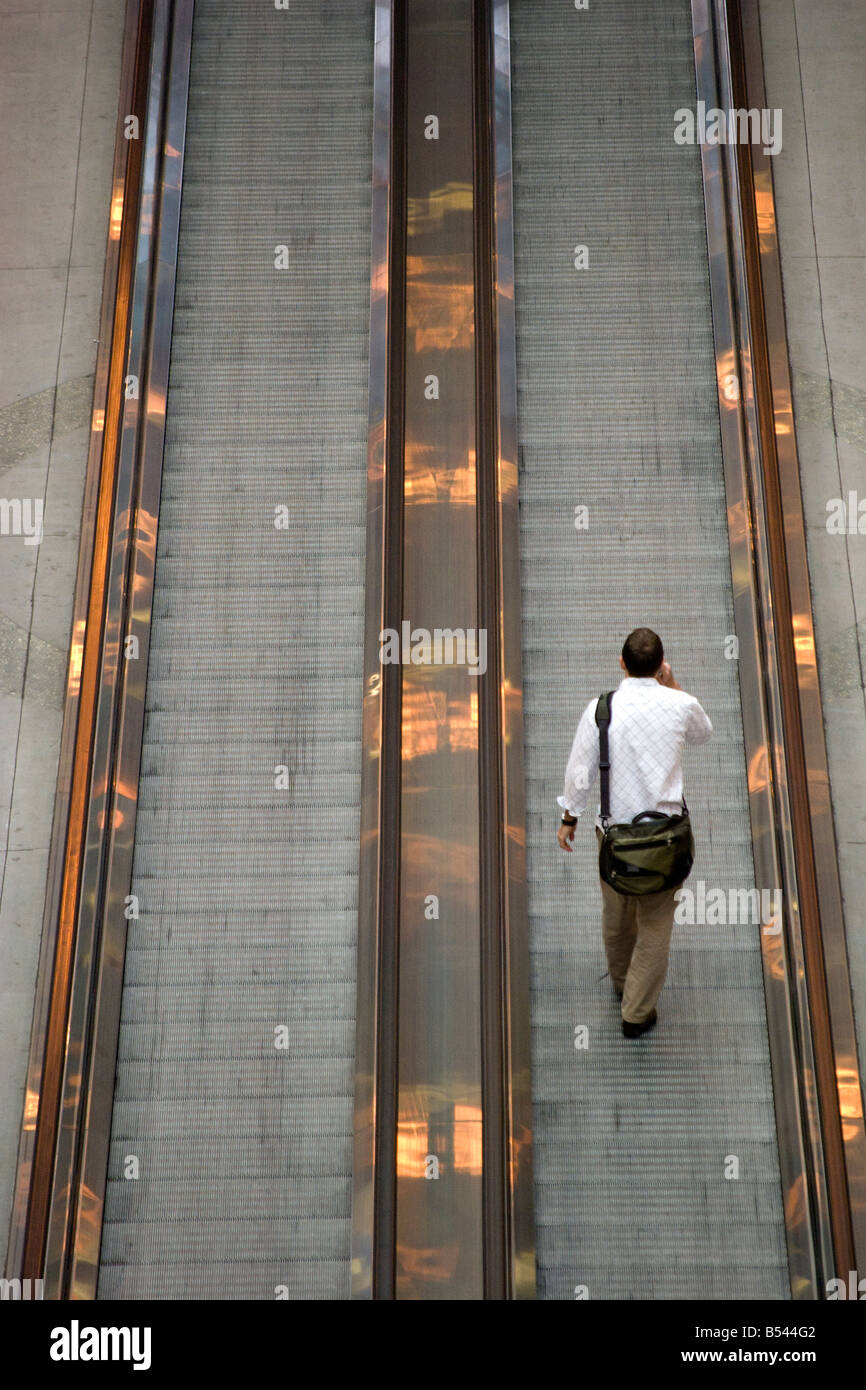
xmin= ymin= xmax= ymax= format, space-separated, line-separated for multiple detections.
xmin=595 ymin=827 xmax=678 ymax=1025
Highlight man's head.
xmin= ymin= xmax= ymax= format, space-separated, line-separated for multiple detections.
xmin=620 ymin=627 xmax=663 ymax=677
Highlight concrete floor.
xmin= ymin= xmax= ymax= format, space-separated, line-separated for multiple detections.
xmin=0 ymin=0 xmax=863 ymax=1277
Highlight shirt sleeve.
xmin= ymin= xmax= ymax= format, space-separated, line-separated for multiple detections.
xmin=684 ymin=696 xmax=713 ymax=745
xmin=557 ymin=699 xmax=601 ymax=817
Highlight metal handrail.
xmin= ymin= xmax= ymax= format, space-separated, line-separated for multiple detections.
xmin=4 ymin=0 xmax=195 ymax=1298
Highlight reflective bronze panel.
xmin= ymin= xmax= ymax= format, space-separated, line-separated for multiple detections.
xmin=64 ymin=0 xmax=195 ymax=1300
xmin=690 ymin=0 xmax=823 ymax=1297
xmin=692 ymin=0 xmax=866 ymax=1290
xmin=732 ymin=0 xmax=866 ymax=1278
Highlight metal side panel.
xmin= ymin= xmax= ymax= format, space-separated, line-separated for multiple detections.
xmin=98 ymin=0 xmax=374 ymax=1299
xmin=510 ymin=0 xmax=789 ymax=1298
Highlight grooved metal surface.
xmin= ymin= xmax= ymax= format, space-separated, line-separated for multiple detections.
xmin=98 ymin=0 xmax=374 ymax=1299
xmin=510 ymin=0 xmax=790 ymax=1298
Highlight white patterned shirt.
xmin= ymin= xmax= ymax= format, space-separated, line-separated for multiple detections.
xmin=558 ymin=676 xmax=713 ymax=829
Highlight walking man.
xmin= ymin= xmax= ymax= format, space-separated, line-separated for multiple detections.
xmin=556 ymin=628 xmax=712 ymax=1037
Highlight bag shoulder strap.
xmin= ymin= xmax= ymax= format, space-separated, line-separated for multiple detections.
xmin=594 ymin=690 xmax=615 ymax=823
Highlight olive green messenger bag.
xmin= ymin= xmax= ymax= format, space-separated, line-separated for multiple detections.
xmin=595 ymin=690 xmax=695 ymax=896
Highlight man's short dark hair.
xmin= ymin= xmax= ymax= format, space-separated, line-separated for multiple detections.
xmin=622 ymin=627 xmax=664 ymax=677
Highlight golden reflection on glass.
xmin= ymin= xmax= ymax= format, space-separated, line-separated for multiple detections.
xmin=134 ymin=505 xmax=156 ymax=550
xmin=131 ymin=571 xmax=152 ymax=602
xmin=726 ymin=498 xmax=748 ymax=544
xmin=747 ymin=744 xmax=770 ymax=794
xmin=398 ymin=834 xmax=478 ymax=892
xmin=69 ymin=619 xmax=86 ymax=697
xmin=401 ymin=683 xmax=446 ymax=761
xmin=115 ymin=779 xmax=138 ymax=808
xmin=754 ymin=178 xmax=777 ymax=255
xmin=23 ymin=1087 xmax=39 ymax=1130
xmin=395 ymin=1104 xmax=482 ymax=1197
xmin=772 ymin=388 xmax=792 ymax=436
xmin=146 ymin=386 xmax=166 ymax=422
xmin=715 ymin=347 xmax=739 ymax=409
xmin=92 ymin=408 xmax=106 ymax=433
xmin=452 ymin=1104 xmax=483 ymax=1175
xmin=499 ymin=452 xmax=518 ymax=496
xmin=837 ymin=1065 xmax=864 ymax=1122
xmin=368 ymin=416 xmax=385 ymax=476
xmin=791 ymin=614 xmax=815 ymax=667
xmin=396 ymin=1119 xmax=429 ymax=1178
xmin=407 ymin=182 xmax=473 ymax=236
xmin=403 ymin=444 xmax=476 ymax=504
xmin=763 ymin=925 xmax=786 ymax=982
xmin=503 ymin=681 xmax=522 ymax=749
xmin=75 ymin=1185 xmax=101 ymax=1268
xmin=363 ymin=705 xmax=381 ymax=764
xmin=109 ymin=190 xmax=124 ymax=241
xmin=114 ymin=505 xmax=133 ymax=547
xmin=784 ymin=1173 xmax=807 ymax=1231
xmin=397 ymin=1241 xmax=460 ymax=1282
xmin=370 ymin=259 xmax=388 ymax=297
xmin=401 ymin=684 xmax=478 ymax=760
xmin=406 ymin=256 xmax=474 ymax=352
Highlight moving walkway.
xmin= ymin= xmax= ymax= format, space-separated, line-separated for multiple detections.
xmin=95 ymin=0 xmax=375 ymax=1300
xmin=510 ymin=0 xmax=788 ymax=1300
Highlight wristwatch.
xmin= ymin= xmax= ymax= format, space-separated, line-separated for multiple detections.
xmin=560 ymin=812 xmax=578 ymax=826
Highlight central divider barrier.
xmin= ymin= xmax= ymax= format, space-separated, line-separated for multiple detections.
xmin=351 ymin=0 xmax=534 ymax=1299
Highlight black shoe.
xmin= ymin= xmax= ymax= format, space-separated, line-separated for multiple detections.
xmin=622 ymin=1010 xmax=657 ymax=1039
